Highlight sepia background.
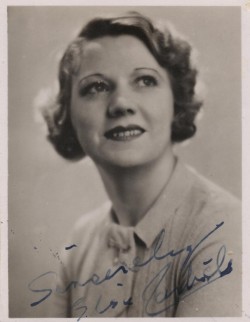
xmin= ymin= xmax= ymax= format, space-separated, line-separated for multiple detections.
xmin=8 ymin=6 xmax=241 ymax=317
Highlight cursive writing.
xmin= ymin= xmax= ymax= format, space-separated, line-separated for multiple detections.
xmin=28 ymin=221 xmax=233 ymax=318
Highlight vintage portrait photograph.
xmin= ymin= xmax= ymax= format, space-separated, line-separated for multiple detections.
xmin=1 ymin=1 xmax=250 ymax=321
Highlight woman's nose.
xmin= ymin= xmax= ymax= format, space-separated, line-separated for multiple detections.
xmin=107 ymin=88 xmax=137 ymax=118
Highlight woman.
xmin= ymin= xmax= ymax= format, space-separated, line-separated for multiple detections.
xmin=43 ymin=12 xmax=241 ymax=318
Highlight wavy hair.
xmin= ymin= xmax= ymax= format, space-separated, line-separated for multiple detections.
xmin=43 ymin=12 xmax=203 ymax=160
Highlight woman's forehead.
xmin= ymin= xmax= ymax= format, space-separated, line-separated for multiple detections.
xmin=78 ymin=35 xmax=164 ymax=76
xmin=81 ymin=35 xmax=148 ymax=56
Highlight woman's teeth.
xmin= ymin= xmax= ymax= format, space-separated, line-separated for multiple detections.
xmin=112 ymin=129 xmax=142 ymax=138
xmin=105 ymin=126 xmax=145 ymax=141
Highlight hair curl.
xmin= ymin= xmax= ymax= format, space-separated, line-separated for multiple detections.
xmin=43 ymin=11 xmax=203 ymax=160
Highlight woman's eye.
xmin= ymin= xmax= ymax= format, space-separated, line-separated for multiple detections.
xmin=80 ymin=81 xmax=110 ymax=96
xmin=136 ymin=75 xmax=157 ymax=87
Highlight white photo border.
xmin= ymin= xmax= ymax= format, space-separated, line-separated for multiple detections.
xmin=1 ymin=0 xmax=250 ymax=321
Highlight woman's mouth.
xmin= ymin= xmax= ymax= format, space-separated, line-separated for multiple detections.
xmin=104 ymin=125 xmax=145 ymax=141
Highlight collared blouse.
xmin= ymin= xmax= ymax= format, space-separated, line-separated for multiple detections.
xmin=49 ymin=159 xmax=241 ymax=317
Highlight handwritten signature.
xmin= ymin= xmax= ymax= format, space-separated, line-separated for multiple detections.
xmin=28 ymin=221 xmax=233 ymax=318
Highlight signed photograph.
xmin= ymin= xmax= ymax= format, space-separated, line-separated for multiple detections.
xmin=3 ymin=3 xmax=246 ymax=320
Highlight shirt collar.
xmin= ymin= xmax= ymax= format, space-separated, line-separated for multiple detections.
xmin=107 ymin=158 xmax=194 ymax=249
xmin=134 ymin=158 xmax=194 ymax=248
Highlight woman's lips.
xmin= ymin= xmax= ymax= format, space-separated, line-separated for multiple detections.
xmin=104 ymin=125 xmax=145 ymax=141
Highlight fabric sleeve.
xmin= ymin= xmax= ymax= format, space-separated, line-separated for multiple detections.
xmin=175 ymin=197 xmax=242 ymax=317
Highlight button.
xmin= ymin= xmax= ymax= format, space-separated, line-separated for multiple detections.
xmin=113 ymin=257 xmax=119 ymax=265
xmin=108 ymin=238 xmax=116 ymax=247
xmin=121 ymin=245 xmax=131 ymax=253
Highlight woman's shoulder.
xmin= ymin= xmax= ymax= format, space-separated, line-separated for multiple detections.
xmin=58 ymin=201 xmax=112 ymax=271
xmin=174 ymin=162 xmax=241 ymax=246
xmin=174 ymin=164 xmax=242 ymax=315
xmin=60 ymin=201 xmax=111 ymax=255
xmin=177 ymin=163 xmax=241 ymax=253
xmin=68 ymin=200 xmax=112 ymax=239
xmin=184 ymin=163 xmax=241 ymax=214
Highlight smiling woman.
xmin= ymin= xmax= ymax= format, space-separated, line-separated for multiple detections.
xmin=35 ymin=11 xmax=243 ymax=317
xmin=29 ymin=10 xmax=241 ymax=318
xmin=70 ymin=35 xmax=175 ymax=171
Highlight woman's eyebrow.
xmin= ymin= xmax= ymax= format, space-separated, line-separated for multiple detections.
xmin=134 ymin=67 xmax=163 ymax=79
xmin=79 ymin=73 xmax=106 ymax=83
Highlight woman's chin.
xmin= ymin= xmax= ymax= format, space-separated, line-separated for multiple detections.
xmin=88 ymin=141 xmax=174 ymax=170
xmin=91 ymin=151 xmax=152 ymax=170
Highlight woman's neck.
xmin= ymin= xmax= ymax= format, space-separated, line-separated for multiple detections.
xmin=96 ymin=149 xmax=176 ymax=227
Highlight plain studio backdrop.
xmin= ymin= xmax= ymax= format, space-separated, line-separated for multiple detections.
xmin=8 ymin=6 xmax=241 ymax=317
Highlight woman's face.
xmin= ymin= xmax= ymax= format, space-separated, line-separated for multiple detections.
xmin=70 ymin=35 xmax=174 ymax=168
